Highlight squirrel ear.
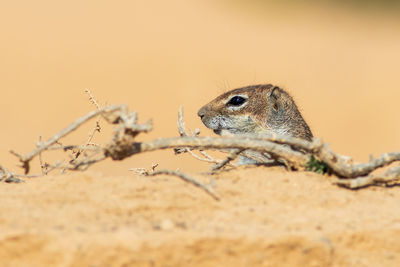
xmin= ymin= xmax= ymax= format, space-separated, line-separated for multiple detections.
xmin=269 ymin=86 xmax=281 ymax=100
xmin=269 ymin=87 xmax=281 ymax=111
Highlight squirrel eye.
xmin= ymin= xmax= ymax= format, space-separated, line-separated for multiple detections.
xmin=227 ymin=96 xmax=246 ymax=106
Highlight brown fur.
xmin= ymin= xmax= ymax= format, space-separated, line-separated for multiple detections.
xmin=198 ymin=84 xmax=313 ymax=141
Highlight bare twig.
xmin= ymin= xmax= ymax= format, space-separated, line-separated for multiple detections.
xmin=148 ymin=170 xmax=220 ymax=201
xmin=199 ymin=150 xmax=216 ymax=161
xmin=316 ymin=143 xmax=400 ymax=178
xmin=177 ymin=106 xmax=188 ymax=137
xmin=129 ymin=163 xmax=159 ymax=176
xmin=211 ymin=149 xmax=243 ymax=172
xmin=336 ymin=164 xmax=400 ymax=189
xmin=109 ymin=136 xmax=310 ymax=169
xmin=74 ymin=121 xmax=101 ymax=158
xmin=76 ymin=89 xmax=103 ymax=159
xmin=37 ymin=136 xmax=47 ymax=175
xmin=66 ymin=153 xmax=107 ymax=171
xmin=10 ymin=105 xmax=125 ymax=174
xmin=85 ymin=88 xmax=101 ymax=110
xmin=0 ymin=165 xmax=25 ymax=183
xmin=186 ymin=149 xmax=221 ymax=163
xmin=234 ymin=133 xmax=323 ymax=152
xmin=174 ymin=106 xmax=192 ymax=155
xmin=45 ymin=144 xmax=101 ymax=152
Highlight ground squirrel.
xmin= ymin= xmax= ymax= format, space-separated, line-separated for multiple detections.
xmin=197 ymin=84 xmax=313 ymax=141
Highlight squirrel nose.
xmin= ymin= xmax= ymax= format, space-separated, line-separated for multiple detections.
xmin=197 ymin=107 xmax=205 ymax=119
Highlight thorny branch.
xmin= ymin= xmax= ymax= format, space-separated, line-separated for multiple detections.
xmin=3 ymin=104 xmax=400 ymax=198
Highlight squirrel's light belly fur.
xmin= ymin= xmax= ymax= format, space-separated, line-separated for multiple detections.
xmin=198 ymin=84 xmax=313 ymax=141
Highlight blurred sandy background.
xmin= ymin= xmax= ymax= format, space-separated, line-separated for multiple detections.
xmin=1 ymin=0 xmax=400 ymax=175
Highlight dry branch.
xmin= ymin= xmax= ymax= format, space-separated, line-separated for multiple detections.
xmin=336 ymin=164 xmax=400 ymax=189
xmin=316 ymin=144 xmax=400 ymax=178
xmin=233 ymin=133 xmax=323 ymax=152
xmin=10 ymin=105 xmax=126 ymax=174
xmin=148 ymin=170 xmax=220 ymax=201
xmin=114 ymin=136 xmax=309 ymax=167
xmin=7 ymin=102 xmax=400 ymax=191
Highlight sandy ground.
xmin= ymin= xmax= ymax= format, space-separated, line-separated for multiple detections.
xmin=1 ymin=1 xmax=400 ymax=266
xmin=1 ymin=168 xmax=400 ymax=266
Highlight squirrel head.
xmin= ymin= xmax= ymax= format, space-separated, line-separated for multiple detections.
xmin=197 ymin=84 xmax=313 ymax=140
